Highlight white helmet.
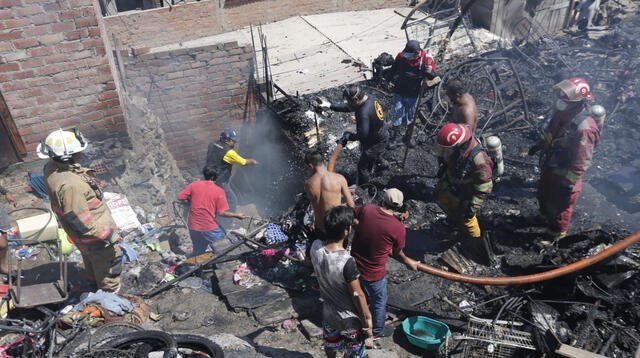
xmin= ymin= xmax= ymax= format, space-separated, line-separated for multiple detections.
xmin=36 ymin=129 xmax=88 ymax=160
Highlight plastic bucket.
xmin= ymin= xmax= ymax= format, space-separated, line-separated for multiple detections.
xmin=402 ymin=316 xmax=451 ymax=350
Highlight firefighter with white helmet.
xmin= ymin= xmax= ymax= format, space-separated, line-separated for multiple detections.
xmin=528 ymin=78 xmax=602 ymax=244
xmin=39 ymin=129 xmax=123 ymax=292
xmin=435 ymin=123 xmax=493 ymax=264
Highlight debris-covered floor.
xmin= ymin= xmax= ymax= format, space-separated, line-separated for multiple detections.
xmin=1 ymin=3 xmax=640 ymax=358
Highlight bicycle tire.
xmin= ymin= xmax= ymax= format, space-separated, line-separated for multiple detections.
xmin=101 ymin=330 xmax=177 ymax=358
xmin=173 ymin=334 xmax=224 ymax=358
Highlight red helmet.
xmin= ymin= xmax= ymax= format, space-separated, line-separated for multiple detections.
xmin=437 ymin=123 xmax=471 ymax=149
xmin=554 ymin=78 xmax=594 ymax=102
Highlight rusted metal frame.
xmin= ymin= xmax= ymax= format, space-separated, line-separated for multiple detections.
xmin=508 ymin=58 xmax=531 ymax=127
xmin=479 ymin=65 xmax=506 ymax=134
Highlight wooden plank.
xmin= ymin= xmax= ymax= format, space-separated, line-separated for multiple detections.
xmin=0 ymin=92 xmax=26 ymax=158
xmin=556 ymin=343 xmax=607 ymax=358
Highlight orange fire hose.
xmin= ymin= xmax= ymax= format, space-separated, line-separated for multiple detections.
xmin=327 ymin=144 xmax=344 ymax=172
xmin=416 ymin=231 xmax=640 ymax=285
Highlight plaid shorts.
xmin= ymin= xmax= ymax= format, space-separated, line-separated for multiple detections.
xmin=323 ymin=324 xmax=366 ymax=358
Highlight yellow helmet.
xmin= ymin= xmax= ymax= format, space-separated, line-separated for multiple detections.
xmin=36 ymin=129 xmax=88 ymax=160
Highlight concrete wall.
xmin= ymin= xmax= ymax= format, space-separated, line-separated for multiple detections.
xmin=0 ymin=0 xmax=126 ymax=158
xmin=104 ymin=0 xmax=411 ymax=50
xmin=121 ymin=42 xmax=253 ymax=169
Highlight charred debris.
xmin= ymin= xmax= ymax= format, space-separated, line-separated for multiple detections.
xmin=266 ymin=11 xmax=640 ymax=358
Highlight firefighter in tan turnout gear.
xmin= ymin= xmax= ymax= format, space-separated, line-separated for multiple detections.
xmin=38 ymin=129 xmax=123 ymax=292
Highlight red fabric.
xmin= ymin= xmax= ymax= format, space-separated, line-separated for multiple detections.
xmin=396 ymin=50 xmax=436 ymax=72
xmin=350 ymin=204 xmax=406 ymax=281
xmin=178 ymin=181 xmax=229 ymax=232
xmin=538 ymin=171 xmax=582 ymax=233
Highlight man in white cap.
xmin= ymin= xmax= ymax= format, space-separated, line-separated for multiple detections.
xmin=350 ymin=188 xmax=419 ymax=340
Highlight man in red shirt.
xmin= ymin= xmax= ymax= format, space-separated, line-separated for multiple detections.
xmin=350 ymin=188 xmax=419 ymax=339
xmin=178 ymin=165 xmax=245 ymax=257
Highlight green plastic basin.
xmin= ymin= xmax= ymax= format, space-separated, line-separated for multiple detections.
xmin=402 ymin=316 xmax=451 ymax=350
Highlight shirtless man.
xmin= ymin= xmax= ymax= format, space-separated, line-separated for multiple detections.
xmin=446 ymin=79 xmax=478 ymax=133
xmin=304 ymin=151 xmax=355 ymax=233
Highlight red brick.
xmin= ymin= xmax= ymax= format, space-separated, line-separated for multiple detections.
xmin=0 ymin=0 xmax=21 ymax=8
xmin=64 ymin=30 xmax=83 ymax=41
xmin=28 ymin=47 xmax=53 ymax=57
xmin=11 ymin=69 xmax=33 ymax=79
xmin=55 ymin=42 xmax=81 ymax=53
xmin=51 ymin=22 xmax=75 ymax=33
xmin=13 ymin=38 xmax=38 ymax=49
xmin=21 ymin=58 xmax=44 ymax=69
xmin=58 ymin=9 xmax=81 ymax=20
xmin=81 ymin=7 xmax=94 ymax=17
xmin=75 ymin=16 xmax=97 ymax=28
xmin=4 ymin=19 xmax=29 ymax=29
xmin=21 ymin=88 xmax=43 ymax=98
xmin=0 ymin=9 xmax=11 ymax=18
xmin=24 ymin=25 xmax=49 ymax=36
xmin=30 ymin=13 xmax=58 ymax=25
xmin=0 ymin=31 xmax=22 ymax=41
xmin=2 ymin=81 xmax=28 ymax=91
xmin=35 ymin=95 xmax=56 ymax=105
xmin=87 ymin=27 xmax=100 ymax=37
xmin=0 ymin=63 xmax=19 ymax=72
xmin=14 ymin=4 xmax=42 ymax=16
xmin=98 ymin=90 xmax=118 ymax=101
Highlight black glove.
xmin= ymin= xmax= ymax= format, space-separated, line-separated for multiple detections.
xmin=528 ymin=145 xmax=541 ymax=156
xmin=338 ymin=132 xmax=355 ymax=146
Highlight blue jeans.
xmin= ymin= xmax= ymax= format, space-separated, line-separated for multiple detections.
xmin=359 ymin=277 xmax=388 ymax=336
xmin=188 ymin=228 xmax=226 ymax=257
xmin=393 ymin=94 xmax=419 ymax=127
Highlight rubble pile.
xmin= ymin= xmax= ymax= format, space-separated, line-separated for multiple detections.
xmin=267 ymin=13 xmax=640 ymax=357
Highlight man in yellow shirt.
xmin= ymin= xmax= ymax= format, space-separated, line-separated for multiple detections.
xmin=206 ymin=129 xmax=258 ymax=214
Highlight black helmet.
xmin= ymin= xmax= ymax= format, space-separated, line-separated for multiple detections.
xmin=220 ymin=129 xmax=239 ymax=142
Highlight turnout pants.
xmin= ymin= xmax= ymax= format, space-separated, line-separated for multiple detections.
xmin=538 ymin=171 xmax=582 ymax=235
xmin=435 ymin=180 xmax=481 ymax=238
xmin=78 ymin=240 xmax=123 ymax=292
xmin=358 ymin=141 xmax=387 ymax=185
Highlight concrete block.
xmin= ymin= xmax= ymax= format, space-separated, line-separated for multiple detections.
xmin=299 ymin=319 xmax=322 ymax=340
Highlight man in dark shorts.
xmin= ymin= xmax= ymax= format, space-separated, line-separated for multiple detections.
xmin=310 ymin=206 xmax=372 ymax=358
xmin=318 ymin=84 xmax=390 ymax=185
xmin=0 ymin=185 xmax=17 ymax=280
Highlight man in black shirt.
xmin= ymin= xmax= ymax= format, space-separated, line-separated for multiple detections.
xmin=319 ymin=85 xmax=390 ymax=185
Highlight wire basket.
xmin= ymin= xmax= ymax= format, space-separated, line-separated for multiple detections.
xmin=456 ymin=318 xmax=536 ymax=358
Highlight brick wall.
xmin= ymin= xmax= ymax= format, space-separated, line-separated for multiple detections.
xmin=0 ymin=0 xmax=126 ymax=158
xmin=121 ymin=42 xmax=253 ymax=169
xmin=104 ymin=0 xmax=411 ymax=50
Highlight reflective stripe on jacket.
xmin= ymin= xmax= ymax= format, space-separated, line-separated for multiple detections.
xmin=44 ymin=160 xmax=116 ymax=245
xmin=539 ymin=109 xmax=600 ymax=184
xmin=439 ymin=138 xmax=493 ymax=215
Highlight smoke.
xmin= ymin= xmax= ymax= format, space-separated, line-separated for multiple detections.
xmin=233 ymin=106 xmax=305 ymax=218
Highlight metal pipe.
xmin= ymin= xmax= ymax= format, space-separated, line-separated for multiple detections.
xmin=416 ymin=231 xmax=640 ymax=285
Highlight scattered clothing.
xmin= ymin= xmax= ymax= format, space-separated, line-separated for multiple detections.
xmin=233 ymin=263 xmax=262 ymax=289
xmin=74 ymin=289 xmax=133 ymax=315
xmin=118 ymin=243 xmax=138 ymax=263
xmin=264 ymin=223 xmax=289 ymax=245
xmin=27 ymin=171 xmax=49 ymax=200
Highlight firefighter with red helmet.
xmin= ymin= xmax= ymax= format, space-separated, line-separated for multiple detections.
xmin=435 ymin=123 xmax=493 ymax=264
xmin=528 ymin=78 xmax=602 ymax=244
